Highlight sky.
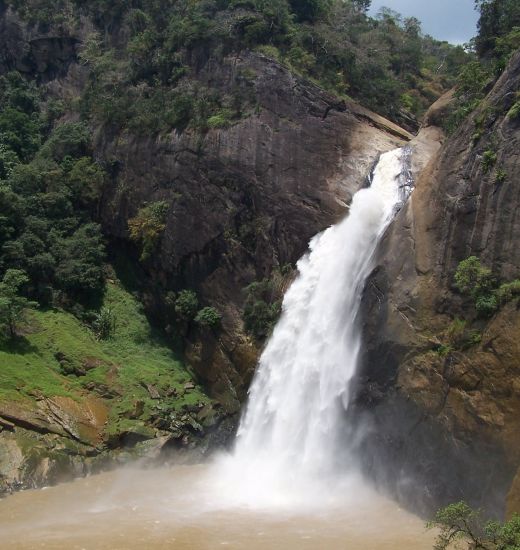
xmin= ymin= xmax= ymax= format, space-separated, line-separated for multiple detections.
xmin=368 ymin=0 xmax=479 ymax=44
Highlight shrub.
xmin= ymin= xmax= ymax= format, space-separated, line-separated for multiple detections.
xmin=255 ymin=45 xmax=282 ymax=62
xmin=445 ymin=318 xmax=466 ymax=346
xmin=481 ymin=150 xmax=497 ymax=172
xmin=243 ymin=279 xmax=281 ymax=340
xmin=508 ymin=100 xmax=520 ymax=120
xmin=53 ymin=223 xmax=105 ymax=300
xmin=207 ymin=109 xmax=234 ymax=129
xmin=0 ymin=143 xmax=19 ymax=179
xmin=38 ymin=122 xmax=90 ymax=161
xmin=428 ymin=501 xmax=520 ymax=550
xmin=195 ymin=306 xmax=221 ymax=329
xmin=0 ymin=269 xmax=37 ymax=338
xmin=92 ymin=307 xmax=116 ymax=340
xmin=436 ymin=344 xmax=452 ymax=358
xmin=174 ymin=290 xmax=198 ymax=321
xmin=495 ymin=168 xmax=507 ymax=184
xmin=467 ymin=330 xmax=482 ymax=346
xmin=454 ymin=256 xmax=495 ymax=299
xmin=496 ymin=279 xmax=520 ymax=303
xmin=128 ymin=201 xmax=169 ymax=261
xmin=475 ymin=293 xmax=498 ymax=317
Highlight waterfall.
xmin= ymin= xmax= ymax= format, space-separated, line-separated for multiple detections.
xmin=212 ymin=147 xmax=413 ymax=509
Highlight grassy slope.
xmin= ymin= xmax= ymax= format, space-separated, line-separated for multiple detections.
xmin=0 ymin=280 xmax=212 ymax=439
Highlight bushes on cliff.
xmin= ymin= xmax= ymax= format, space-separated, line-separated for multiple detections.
xmin=128 ymin=201 xmax=169 ymax=261
xmin=455 ymin=256 xmax=495 ymax=299
xmin=174 ymin=290 xmax=199 ymax=322
xmin=195 ymin=306 xmax=221 ymax=329
xmin=444 ymin=1 xmax=520 ymax=133
xmin=428 ymin=501 xmax=520 ymax=550
xmin=454 ymin=257 xmax=520 ymax=317
xmin=67 ymin=0 xmax=469 ymax=131
xmin=454 ymin=256 xmax=497 ymax=317
xmin=243 ymin=279 xmax=282 ymax=339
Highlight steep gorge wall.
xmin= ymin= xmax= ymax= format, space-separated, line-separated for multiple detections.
xmin=96 ymin=50 xmax=410 ymax=412
xmin=358 ymin=51 xmax=520 ymax=517
xmin=0 ymin=4 xmax=412 ymax=490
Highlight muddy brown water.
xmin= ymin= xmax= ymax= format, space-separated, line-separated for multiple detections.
xmin=0 ymin=464 xmax=435 ymax=550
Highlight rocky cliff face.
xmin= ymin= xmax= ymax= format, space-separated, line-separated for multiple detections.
xmin=358 ymin=51 xmax=520 ymax=517
xmin=0 ymin=4 xmax=412 ymax=492
xmin=97 ymin=50 xmax=410 ymax=412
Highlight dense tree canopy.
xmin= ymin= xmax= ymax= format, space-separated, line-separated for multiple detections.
xmin=0 ymin=72 xmax=107 ymax=317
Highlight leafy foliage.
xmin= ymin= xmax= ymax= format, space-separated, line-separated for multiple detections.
xmin=0 ymin=72 xmax=107 ymax=309
xmin=92 ymin=306 xmax=116 ymax=340
xmin=128 ymin=201 xmax=169 ymax=261
xmin=428 ymin=501 xmax=520 ymax=550
xmin=482 ymin=150 xmax=497 ymax=172
xmin=243 ymin=278 xmax=282 ymax=339
xmin=0 ymin=269 xmax=37 ymax=339
xmin=474 ymin=0 xmax=520 ymax=59
xmin=496 ymin=280 xmax=520 ymax=304
xmin=195 ymin=306 xmax=221 ymax=329
xmin=174 ymin=290 xmax=199 ymax=322
xmin=454 ymin=257 xmax=520 ymax=318
xmin=454 ymin=256 xmax=495 ymax=300
xmin=443 ymin=1 xmax=520 ymax=133
xmin=22 ymin=0 xmax=468 ymax=131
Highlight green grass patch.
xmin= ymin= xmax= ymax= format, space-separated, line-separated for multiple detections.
xmin=0 ymin=277 xmax=212 ymax=437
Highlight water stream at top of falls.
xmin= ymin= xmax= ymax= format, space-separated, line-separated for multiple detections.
xmin=213 ymin=147 xmax=414 ymax=509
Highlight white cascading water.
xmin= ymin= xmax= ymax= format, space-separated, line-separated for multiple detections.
xmin=211 ymin=147 xmax=414 ymax=509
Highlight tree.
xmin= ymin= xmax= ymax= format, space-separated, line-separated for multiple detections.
xmin=128 ymin=201 xmax=169 ymax=261
xmin=289 ymin=0 xmax=332 ymax=22
xmin=53 ymin=223 xmax=105 ymax=300
xmin=474 ymin=0 xmax=520 ymax=58
xmin=195 ymin=306 xmax=221 ymax=329
xmin=174 ymin=290 xmax=198 ymax=321
xmin=352 ymin=0 xmax=371 ymax=13
xmin=454 ymin=256 xmax=495 ymax=299
xmin=0 ymin=269 xmax=37 ymax=338
xmin=243 ymin=279 xmax=281 ymax=339
xmin=428 ymin=501 xmax=520 ymax=550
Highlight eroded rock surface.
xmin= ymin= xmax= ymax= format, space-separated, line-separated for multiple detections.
xmin=358 ymin=51 xmax=520 ymax=517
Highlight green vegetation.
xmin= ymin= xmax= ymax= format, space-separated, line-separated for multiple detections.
xmin=495 ymin=169 xmax=507 ymax=184
xmin=455 ymin=256 xmax=495 ymax=300
xmin=508 ymin=94 xmax=520 ymax=119
xmin=174 ymin=290 xmax=199 ymax=322
xmin=128 ymin=201 xmax=169 ymax=261
xmin=195 ymin=306 xmax=222 ymax=329
xmin=6 ymin=0 xmax=469 ymax=131
xmin=496 ymin=280 xmax=520 ymax=304
xmin=169 ymin=289 xmax=222 ymax=331
xmin=428 ymin=501 xmax=520 ymax=550
xmin=91 ymin=306 xmax=116 ymax=340
xmin=437 ymin=317 xmax=482 ymax=356
xmin=0 ymin=72 xmax=106 ymax=310
xmin=443 ymin=0 xmax=520 ymax=133
xmin=0 ymin=68 xmax=213 ymax=441
xmin=0 ymin=269 xmax=37 ymax=338
xmin=0 ymin=281 xmax=211 ymax=432
xmin=482 ymin=150 xmax=497 ymax=172
xmin=454 ymin=257 xmax=520 ymax=318
xmin=243 ymin=278 xmax=282 ymax=340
